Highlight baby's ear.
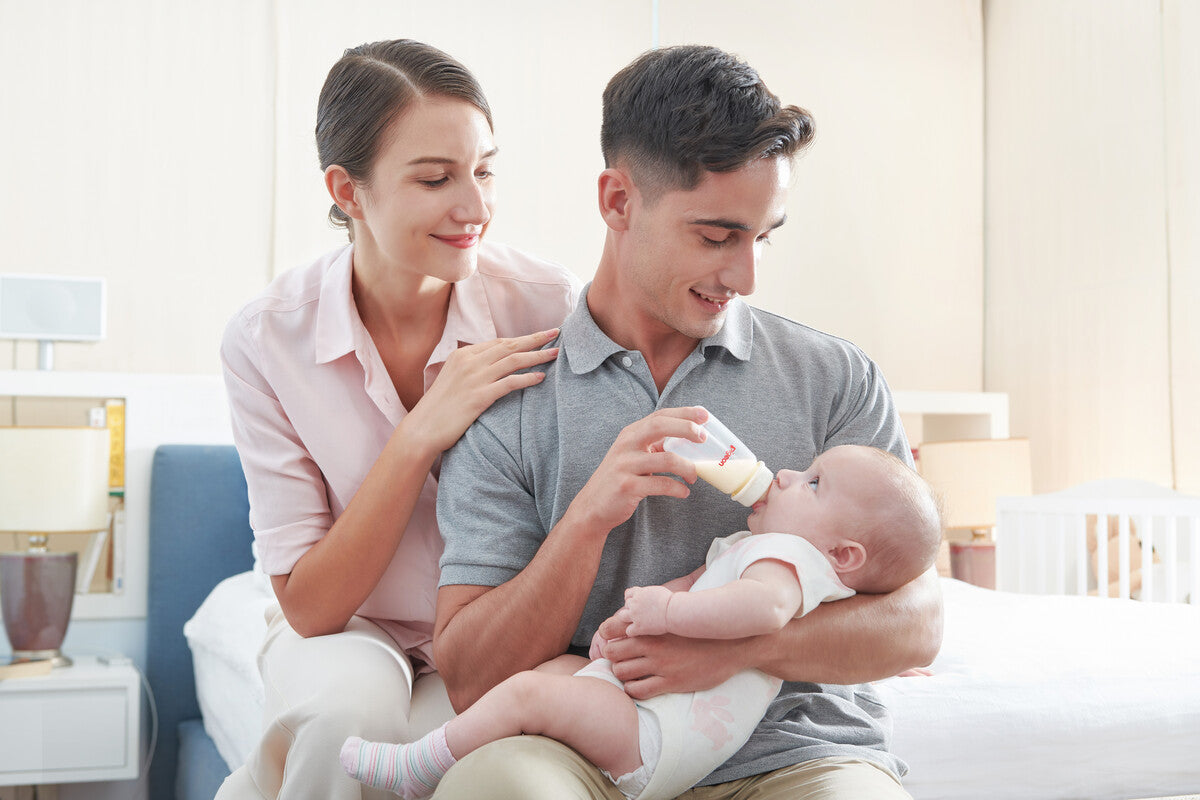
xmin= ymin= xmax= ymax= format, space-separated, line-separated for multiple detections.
xmin=828 ymin=540 xmax=867 ymax=572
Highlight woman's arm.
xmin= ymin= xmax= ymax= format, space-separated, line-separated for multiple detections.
xmin=270 ymin=416 xmax=441 ymax=636
xmin=227 ymin=329 xmax=563 ymax=637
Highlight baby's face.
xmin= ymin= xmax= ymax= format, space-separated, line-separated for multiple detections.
xmin=747 ymin=446 xmax=876 ymax=547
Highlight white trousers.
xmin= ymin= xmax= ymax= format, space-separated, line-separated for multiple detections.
xmin=214 ymin=604 xmax=455 ymax=800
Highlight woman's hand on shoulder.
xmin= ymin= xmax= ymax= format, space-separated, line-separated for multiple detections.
xmin=405 ymin=328 xmax=561 ymax=455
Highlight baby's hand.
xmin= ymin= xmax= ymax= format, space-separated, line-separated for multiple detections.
xmin=624 ymin=585 xmax=673 ymax=636
xmin=589 ymin=628 xmax=608 ymax=660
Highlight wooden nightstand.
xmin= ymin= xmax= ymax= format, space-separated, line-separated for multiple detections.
xmin=0 ymin=656 xmax=140 ymax=786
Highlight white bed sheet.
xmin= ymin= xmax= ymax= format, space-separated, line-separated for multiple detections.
xmin=183 ymin=570 xmax=273 ymax=773
xmin=876 ymin=579 xmax=1200 ymax=800
xmin=186 ymin=575 xmax=1200 ymax=798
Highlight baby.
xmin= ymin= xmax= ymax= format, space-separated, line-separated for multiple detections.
xmin=341 ymin=444 xmax=942 ymax=800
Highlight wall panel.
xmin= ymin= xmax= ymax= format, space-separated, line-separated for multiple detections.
xmin=984 ymin=0 xmax=1173 ymax=491
xmin=1163 ymin=0 xmax=1200 ymax=493
xmin=0 ymin=0 xmax=275 ymax=374
xmin=660 ymin=0 xmax=984 ymax=393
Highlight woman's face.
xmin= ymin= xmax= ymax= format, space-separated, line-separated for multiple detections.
xmin=354 ymin=97 xmax=497 ymax=283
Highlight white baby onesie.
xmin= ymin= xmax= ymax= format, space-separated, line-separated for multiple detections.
xmin=575 ymin=531 xmax=854 ymax=800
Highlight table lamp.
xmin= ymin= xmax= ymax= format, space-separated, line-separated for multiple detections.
xmin=0 ymin=426 xmax=111 ymax=667
xmin=918 ymin=438 xmax=1032 ymax=589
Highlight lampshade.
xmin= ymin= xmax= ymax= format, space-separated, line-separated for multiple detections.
xmin=0 ymin=426 xmax=111 ymax=533
xmin=918 ymin=438 xmax=1032 ymax=530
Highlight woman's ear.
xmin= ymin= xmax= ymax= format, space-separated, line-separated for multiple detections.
xmin=828 ymin=540 xmax=867 ymax=573
xmin=597 ymin=167 xmax=633 ymax=231
xmin=325 ymin=165 xmax=365 ymax=221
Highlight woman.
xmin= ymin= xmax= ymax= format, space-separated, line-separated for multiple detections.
xmin=217 ymin=40 xmax=580 ymax=800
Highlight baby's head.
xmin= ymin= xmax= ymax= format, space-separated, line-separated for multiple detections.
xmin=746 ymin=445 xmax=942 ymax=593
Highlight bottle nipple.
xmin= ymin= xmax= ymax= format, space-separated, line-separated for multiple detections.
xmin=730 ymin=462 xmax=774 ymax=507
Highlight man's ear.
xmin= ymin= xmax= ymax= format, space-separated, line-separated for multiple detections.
xmin=828 ymin=540 xmax=867 ymax=573
xmin=324 ymin=165 xmax=365 ymax=222
xmin=597 ymin=167 xmax=633 ymax=231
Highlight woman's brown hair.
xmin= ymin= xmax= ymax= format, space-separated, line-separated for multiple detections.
xmin=316 ymin=39 xmax=492 ymax=239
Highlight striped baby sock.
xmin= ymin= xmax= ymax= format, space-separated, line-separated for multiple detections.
xmin=340 ymin=725 xmax=457 ymax=799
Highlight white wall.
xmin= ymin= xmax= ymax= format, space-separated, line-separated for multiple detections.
xmin=0 ymin=1 xmax=984 ymax=395
xmin=984 ymin=0 xmax=1198 ymax=492
xmin=0 ymin=0 xmax=275 ymax=375
xmin=1163 ymin=0 xmax=1200 ymax=493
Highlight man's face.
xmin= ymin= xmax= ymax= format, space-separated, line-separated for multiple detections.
xmin=620 ymin=157 xmax=790 ymax=341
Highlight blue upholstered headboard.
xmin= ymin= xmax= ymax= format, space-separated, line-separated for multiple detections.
xmin=146 ymin=445 xmax=252 ymax=800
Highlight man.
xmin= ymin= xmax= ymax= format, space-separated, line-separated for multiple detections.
xmin=432 ymin=45 xmax=942 ymax=799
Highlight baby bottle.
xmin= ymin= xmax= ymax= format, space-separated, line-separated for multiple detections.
xmin=663 ymin=412 xmax=774 ymax=506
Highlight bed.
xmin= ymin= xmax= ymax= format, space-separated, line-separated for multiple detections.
xmin=146 ymin=445 xmax=1200 ymax=800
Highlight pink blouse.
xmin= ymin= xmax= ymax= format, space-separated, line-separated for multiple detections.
xmin=221 ymin=242 xmax=581 ymax=665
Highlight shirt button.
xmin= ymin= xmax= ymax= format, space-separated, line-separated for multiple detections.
xmin=621 ymin=356 xmax=633 ymax=368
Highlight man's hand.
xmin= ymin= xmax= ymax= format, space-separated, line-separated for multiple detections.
xmin=559 ymin=407 xmax=709 ymax=538
xmin=601 ymin=632 xmax=749 ymax=700
xmin=623 ymin=586 xmax=672 ymax=636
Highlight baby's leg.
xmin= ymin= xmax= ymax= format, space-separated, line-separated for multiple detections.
xmin=342 ymin=666 xmax=641 ymax=797
xmin=532 ymin=653 xmax=591 ymax=676
xmin=448 ymin=670 xmax=643 ymax=780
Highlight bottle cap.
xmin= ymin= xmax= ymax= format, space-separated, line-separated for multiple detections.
xmin=731 ymin=462 xmax=774 ymax=507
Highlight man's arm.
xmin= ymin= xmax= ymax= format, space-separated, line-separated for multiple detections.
xmin=600 ymin=565 xmax=942 ymax=699
xmin=753 ymin=565 xmax=942 ymax=682
xmin=434 ymin=407 xmax=710 ymax=711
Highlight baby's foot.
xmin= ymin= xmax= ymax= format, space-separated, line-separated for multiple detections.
xmin=340 ymin=732 xmax=452 ymax=799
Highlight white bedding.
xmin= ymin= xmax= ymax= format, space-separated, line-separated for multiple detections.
xmin=185 ymin=575 xmax=1200 ymax=799
xmin=183 ymin=570 xmax=274 ymax=772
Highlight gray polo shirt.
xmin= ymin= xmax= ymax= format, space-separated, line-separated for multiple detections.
xmin=438 ymin=285 xmax=912 ymax=784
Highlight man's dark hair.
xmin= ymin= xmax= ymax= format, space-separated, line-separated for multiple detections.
xmin=601 ymin=45 xmax=815 ymax=199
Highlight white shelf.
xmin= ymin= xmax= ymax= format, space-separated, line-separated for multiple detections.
xmin=893 ymin=390 xmax=1010 ymax=443
xmin=0 ymin=656 xmax=139 ymax=786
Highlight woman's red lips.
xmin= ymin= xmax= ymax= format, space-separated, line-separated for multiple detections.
xmin=435 ymin=234 xmax=480 ymax=249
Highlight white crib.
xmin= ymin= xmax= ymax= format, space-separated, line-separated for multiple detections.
xmin=995 ymin=478 xmax=1200 ymax=604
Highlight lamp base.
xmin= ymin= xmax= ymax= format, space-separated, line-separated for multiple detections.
xmin=1 ymin=550 xmax=78 ymax=669
xmin=9 ymin=649 xmax=73 ymax=668
xmin=949 ymin=540 xmax=996 ymax=589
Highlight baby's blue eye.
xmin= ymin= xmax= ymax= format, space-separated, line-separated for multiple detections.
xmin=808 ymin=477 xmax=819 ymax=489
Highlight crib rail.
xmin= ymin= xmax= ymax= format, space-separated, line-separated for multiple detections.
xmin=995 ymin=482 xmax=1200 ymax=605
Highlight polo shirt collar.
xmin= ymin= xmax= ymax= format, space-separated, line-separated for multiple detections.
xmin=313 ymin=245 xmax=499 ymax=366
xmin=702 ymin=296 xmax=753 ymax=362
xmin=562 ymin=283 xmax=754 ymax=375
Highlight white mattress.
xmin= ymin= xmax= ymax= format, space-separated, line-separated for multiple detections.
xmin=186 ymin=576 xmax=1200 ymax=798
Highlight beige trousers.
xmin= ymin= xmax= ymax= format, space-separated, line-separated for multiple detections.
xmin=432 ymin=736 xmax=911 ymax=800
xmin=214 ymin=605 xmax=454 ymax=800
